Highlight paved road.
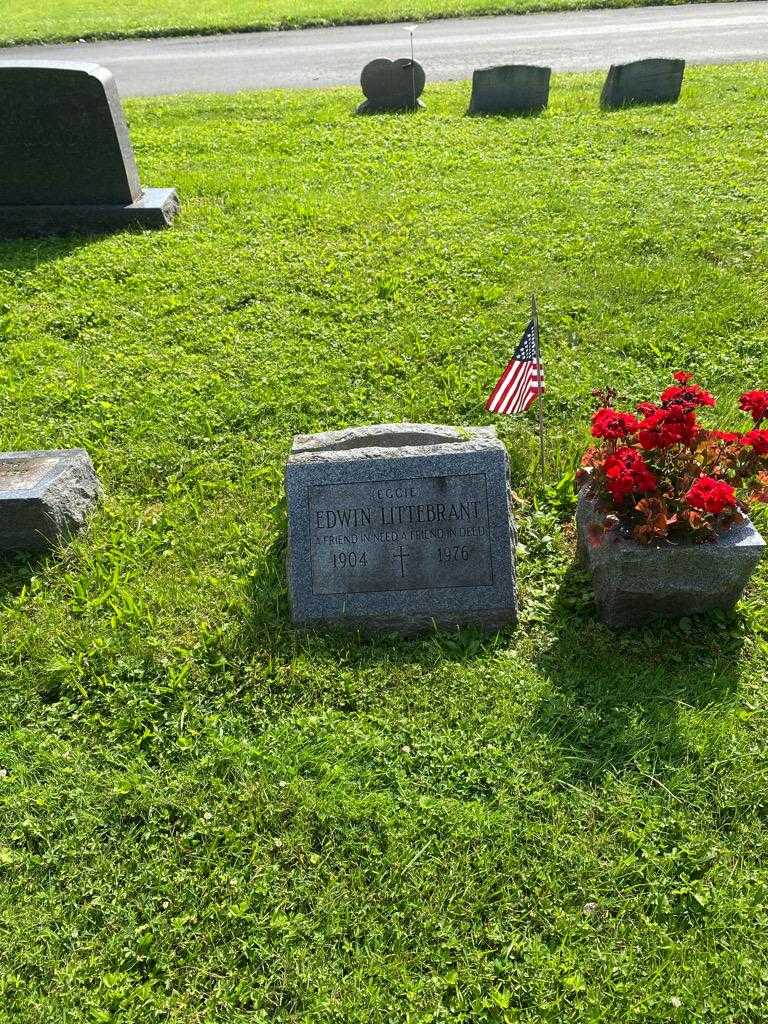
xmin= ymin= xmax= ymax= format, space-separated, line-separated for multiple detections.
xmin=2 ymin=1 xmax=767 ymax=96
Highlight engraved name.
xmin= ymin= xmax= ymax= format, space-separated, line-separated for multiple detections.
xmin=314 ymin=500 xmax=481 ymax=530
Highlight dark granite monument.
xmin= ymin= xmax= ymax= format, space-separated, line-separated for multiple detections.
xmin=468 ymin=65 xmax=551 ymax=116
xmin=0 ymin=449 xmax=101 ymax=551
xmin=600 ymin=58 xmax=685 ymax=110
xmin=0 ymin=61 xmax=179 ymax=236
xmin=357 ymin=58 xmax=426 ymax=114
xmin=286 ymin=424 xmax=518 ymax=634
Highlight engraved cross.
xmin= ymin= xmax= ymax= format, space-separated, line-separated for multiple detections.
xmin=396 ymin=545 xmax=410 ymax=578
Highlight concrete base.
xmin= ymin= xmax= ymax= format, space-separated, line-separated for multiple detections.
xmin=0 ymin=187 xmax=179 ymax=237
xmin=576 ymin=489 xmax=765 ymax=629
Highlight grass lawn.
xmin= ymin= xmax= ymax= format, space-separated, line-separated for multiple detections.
xmin=1 ymin=64 xmax=768 ymax=1021
xmin=0 ymin=0 xmax=731 ymax=47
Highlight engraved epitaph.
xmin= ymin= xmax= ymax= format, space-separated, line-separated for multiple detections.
xmin=286 ymin=424 xmax=517 ymax=634
xmin=0 ymin=61 xmax=179 ymax=235
xmin=309 ymin=474 xmax=494 ymax=594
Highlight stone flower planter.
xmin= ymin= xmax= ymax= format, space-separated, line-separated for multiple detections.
xmin=576 ymin=488 xmax=765 ymax=629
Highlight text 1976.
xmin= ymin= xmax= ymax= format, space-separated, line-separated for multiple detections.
xmin=438 ymin=545 xmax=470 ymax=564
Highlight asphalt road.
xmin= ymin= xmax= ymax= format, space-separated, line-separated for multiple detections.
xmin=2 ymin=1 xmax=767 ymax=96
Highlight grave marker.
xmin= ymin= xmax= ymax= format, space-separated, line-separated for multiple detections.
xmin=468 ymin=65 xmax=551 ymax=116
xmin=357 ymin=58 xmax=426 ymax=114
xmin=0 ymin=61 xmax=179 ymax=236
xmin=286 ymin=424 xmax=517 ymax=634
xmin=600 ymin=58 xmax=685 ymax=110
xmin=0 ymin=449 xmax=101 ymax=552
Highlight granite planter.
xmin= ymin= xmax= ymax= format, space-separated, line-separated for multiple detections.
xmin=576 ymin=488 xmax=765 ymax=629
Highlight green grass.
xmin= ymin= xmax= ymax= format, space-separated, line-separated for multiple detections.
xmin=1 ymin=65 xmax=768 ymax=1022
xmin=0 ymin=0 xmax=732 ymax=47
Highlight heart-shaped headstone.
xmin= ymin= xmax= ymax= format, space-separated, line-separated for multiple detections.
xmin=357 ymin=58 xmax=426 ymax=113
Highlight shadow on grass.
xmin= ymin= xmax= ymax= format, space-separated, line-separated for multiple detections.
xmin=528 ymin=561 xmax=744 ymax=780
xmin=0 ymin=233 xmax=98 ymax=272
xmin=0 ymin=550 xmax=49 ymax=604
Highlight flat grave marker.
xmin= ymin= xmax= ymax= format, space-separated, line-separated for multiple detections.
xmin=0 ymin=449 xmax=101 ymax=552
xmin=286 ymin=424 xmax=518 ymax=634
xmin=600 ymin=57 xmax=685 ymax=110
xmin=468 ymin=65 xmax=551 ymax=116
xmin=0 ymin=61 xmax=179 ymax=236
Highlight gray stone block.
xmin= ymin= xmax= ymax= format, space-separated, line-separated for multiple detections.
xmin=357 ymin=58 xmax=426 ymax=113
xmin=0 ymin=61 xmax=179 ymax=235
xmin=600 ymin=58 xmax=685 ymax=110
xmin=0 ymin=449 xmax=101 ymax=552
xmin=286 ymin=423 xmax=518 ymax=634
xmin=468 ymin=65 xmax=551 ymax=116
xmin=576 ymin=489 xmax=764 ymax=629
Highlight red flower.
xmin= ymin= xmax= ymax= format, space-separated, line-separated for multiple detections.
xmin=591 ymin=407 xmax=640 ymax=440
xmin=674 ymin=371 xmax=694 ymax=384
xmin=603 ymin=447 xmax=658 ymax=503
xmin=660 ymin=384 xmax=716 ymax=409
xmin=741 ymin=429 xmax=768 ymax=456
xmin=685 ymin=476 xmax=737 ymax=515
xmin=712 ymin=430 xmax=742 ymax=443
xmin=739 ymin=390 xmax=768 ymax=424
xmin=636 ymin=401 xmax=658 ymax=417
xmin=638 ymin=406 xmax=698 ymax=450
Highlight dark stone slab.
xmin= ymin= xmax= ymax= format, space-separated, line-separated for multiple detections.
xmin=0 ymin=61 xmax=179 ymax=235
xmin=0 ymin=448 xmax=101 ymax=552
xmin=286 ymin=424 xmax=518 ymax=634
xmin=357 ymin=58 xmax=426 ymax=114
xmin=600 ymin=58 xmax=685 ymax=110
xmin=468 ymin=65 xmax=551 ymax=116
xmin=576 ymin=489 xmax=764 ymax=629
xmin=0 ymin=61 xmax=140 ymax=206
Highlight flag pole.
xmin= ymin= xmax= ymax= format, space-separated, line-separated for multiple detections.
xmin=531 ymin=293 xmax=545 ymax=482
xmin=408 ymin=27 xmax=417 ymax=110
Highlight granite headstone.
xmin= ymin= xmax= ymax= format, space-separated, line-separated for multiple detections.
xmin=467 ymin=65 xmax=551 ymax=116
xmin=600 ymin=58 xmax=685 ymax=110
xmin=0 ymin=61 xmax=179 ymax=235
xmin=357 ymin=58 xmax=426 ymax=114
xmin=0 ymin=449 xmax=101 ymax=551
xmin=286 ymin=424 xmax=518 ymax=634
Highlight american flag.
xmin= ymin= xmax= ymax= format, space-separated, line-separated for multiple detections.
xmin=485 ymin=319 xmax=544 ymax=415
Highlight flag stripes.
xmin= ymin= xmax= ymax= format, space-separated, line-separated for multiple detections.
xmin=485 ymin=319 xmax=544 ymax=415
